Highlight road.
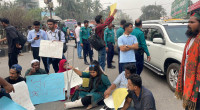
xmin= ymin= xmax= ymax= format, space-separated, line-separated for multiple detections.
xmin=0 ymin=41 xmax=183 ymax=110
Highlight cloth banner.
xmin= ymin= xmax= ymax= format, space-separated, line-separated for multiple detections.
xmin=39 ymin=40 xmax=63 ymax=59
xmin=26 ymin=73 xmax=65 ymax=105
xmin=0 ymin=96 xmax=26 ymax=110
xmin=10 ymin=81 xmax=35 ymax=110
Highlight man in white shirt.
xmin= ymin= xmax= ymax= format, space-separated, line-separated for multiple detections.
xmin=47 ymin=19 xmax=66 ymax=73
xmin=75 ymin=22 xmax=83 ymax=59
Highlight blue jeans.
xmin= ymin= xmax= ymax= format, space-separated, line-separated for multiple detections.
xmin=98 ymin=47 xmax=106 ymax=70
xmin=135 ymin=50 xmax=144 ymax=75
xmin=0 ymin=88 xmax=11 ymax=99
xmin=77 ymin=41 xmax=82 ymax=58
xmin=119 ymin=62 xmax=136 ymax=74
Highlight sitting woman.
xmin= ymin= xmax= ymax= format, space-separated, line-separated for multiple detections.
xmin=57 ymin=59 xmax=76 ymax=99
xmin=64 ymin=60 xmax=111 ymax=110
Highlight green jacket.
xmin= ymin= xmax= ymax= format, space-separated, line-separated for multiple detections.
xmin=131 ymin=27 xmax=150 ymax=56
xmin=116 ymin=27 xmax=124 ymax=39
xmin=79 ymin=26 xmax=91 ymax=44
xmin=104 ymin=28 xmax=115 ymax=47
xmin=25 ymin=68 xmax=47 ymax=77
xmin=71 ymin=72 xmax=111 ymax=106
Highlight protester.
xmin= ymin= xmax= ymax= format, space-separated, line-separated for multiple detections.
xmin=131 ymin=19 xmax=150 ymax=75
xmin=4 ymin=64 xmax=25 ymax=84
xmin=118 ymin=23 xmax=138 ymax=73
xmin=95 ymin=9 xmax=117 ymax=70
xmin=0 ymin=77 xmax=14 ymax=99
xmin=27 ymin=21 xmax=49 ymax=73
xmin=75 ymin=22 xmax=83 ymax=59
xmin=57 ymin=59 xmax=77 ymax=99
xmin=80 ymin=20 xmax=93 ymax=65
xmin=25 ymin=59 xmax=47 ymax=77
xmin=121 ymin=74 xmax=156 ymax=110
xmin=104 ymin=63 xmax=136 ymax=98
xmin=104 ymin=23 xmax=115 ymax=69
xmin=175 ymin=12 xmax=200 ymax=110
xmin=64 ymin=60 xmax=111 ymax=109
xmin=47 ymin=19 xmax=66 ymax=73
xmin=0 ymin=18 xmax=21 ymax=69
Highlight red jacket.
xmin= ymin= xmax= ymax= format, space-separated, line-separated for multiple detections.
xmin=95 ymin=16 xmax=114 ymax=40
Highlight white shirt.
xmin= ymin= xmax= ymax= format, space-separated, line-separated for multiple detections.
xmin=113 ymin=71 xmax=128 ymax=88
xmin=75 ymin=26 xmax=81 ymax=42
xmin=47 ymin=29 xmax=65 ymax=43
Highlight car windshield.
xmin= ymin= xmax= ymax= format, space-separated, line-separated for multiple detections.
xmin=164 ymin=25 xmax=188 ymax=43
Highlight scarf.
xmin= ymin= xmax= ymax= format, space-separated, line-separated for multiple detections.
xmin=57 ymin=59 xmax=67 ymax=73
xmin=175 ymin=33 xmax=200 ymax=110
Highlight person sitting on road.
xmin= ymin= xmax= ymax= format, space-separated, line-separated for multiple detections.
xmin=104 ymin=63 xmax=136 ymax=98
xmin=0 ymin=77 xmax=15 ymax=99
xmin=121 ymin=74 xmax=156 ymax=110
xmin=57 ymin=59 xmax=78 ymax=99
xmin=4 ymin=64 xmax=25 ymax=84
xmin=64 ymin=60 xmax=111 ymax=110
xmin=25 ymin=59 xmax=47 ymax=77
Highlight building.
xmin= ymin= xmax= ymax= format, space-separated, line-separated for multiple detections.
xmin=17 ymin=0 xmax=39 ymax=9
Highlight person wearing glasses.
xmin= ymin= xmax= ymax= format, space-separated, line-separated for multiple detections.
xmin=25 ymin=59 xmax=47 ymax=77
xmin=64 ymin=60 xmax=111 ymax=110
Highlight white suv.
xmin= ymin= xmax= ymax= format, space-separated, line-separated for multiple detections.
xmin=142 ymin=20 xmax=188 ymax=91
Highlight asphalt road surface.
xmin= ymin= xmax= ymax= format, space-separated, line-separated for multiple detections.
xmin=0 ymin=41 xmax=184 ymax=110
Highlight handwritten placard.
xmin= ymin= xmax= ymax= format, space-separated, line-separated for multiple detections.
xmin=0 ymin=96 xmax=26 ymax=110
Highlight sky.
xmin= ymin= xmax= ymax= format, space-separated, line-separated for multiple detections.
xmin=39 ymin=0 xmax=199 ymax=21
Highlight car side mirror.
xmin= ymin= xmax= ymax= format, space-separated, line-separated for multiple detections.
xmin=153 ymin=38 xmax=164 ymax=44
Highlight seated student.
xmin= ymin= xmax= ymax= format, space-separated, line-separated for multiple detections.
xmin=104 ymin=63 xmax=136 ymax=98
xmin=4 ymin=64 xmax=25 ymax=84
xmin=25 ymin=59 xmax=47 ymax=77
xmin=0 ymin=77 xmax=14 ymax=99
xmin=121 ymin=74 xmax=156 ymax=110
xmin=57 ymin=59 xmax=77 ymax=99
xmin=64 ymin=60 xmax=111 ymax=110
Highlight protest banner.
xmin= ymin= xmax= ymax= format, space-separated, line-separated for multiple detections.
xmin=39 ymin=40 xmax=63 ymax=59
xmin=110 ymin=3 xmax=117 ymax=16
xmin=10 ymin=81 xmax=35 ymax=110
xmin=26 ymin=73 xmax=65 ymax=105
xmin=0 ymin=96 xmax=26 ymax=110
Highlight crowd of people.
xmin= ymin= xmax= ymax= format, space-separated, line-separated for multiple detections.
xmin=0 ymin=9 xmax=200 ymax=110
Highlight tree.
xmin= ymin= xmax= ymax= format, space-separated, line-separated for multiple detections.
xmin=140 ymin=5 xmax=167 ymax=21
xmin=93 ymin=0 xmax=102 ymax=15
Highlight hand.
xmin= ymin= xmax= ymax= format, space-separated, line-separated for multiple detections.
xmin=34 ymin=36 xmax=40 ymax=40
xmin=111 ymin=9 xmax=118 ymax=16
xmin=106 ymin=47 xmax=109 ymax=52
xmin=4 ymin=83 xmax=15 ymax=93
xmin=81 ymin=43 xmax=83 ymax=47
xmin=104 ymin=89 xmax=111 ymax=98
xmin=16 ymin=44 xmax=22 ymax=49
xmin=147 ymin=56 xmax=151 ymax=62
xmin=30 ymin=68 xmax=36 ymax=75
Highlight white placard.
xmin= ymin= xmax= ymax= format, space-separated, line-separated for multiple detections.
xmin=10 ymin=81 xmax=35 ymax=110
xmin=64 ymin=68 xmax=83 ymax=90
xmin=104 ymin=95 xmax=125 ymax=109
xmin=39 ymin=40 xmax=63 ymax=59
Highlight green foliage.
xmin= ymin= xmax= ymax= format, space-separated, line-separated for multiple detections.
xmin=140 ymin=5 xmax=167 ymax=21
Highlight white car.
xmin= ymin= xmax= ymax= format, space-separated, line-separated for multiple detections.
xmin=142 ymin=20 xmax=188 ymax=91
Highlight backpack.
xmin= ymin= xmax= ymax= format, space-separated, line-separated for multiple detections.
xmin=58 ymin=30 xmax=68 ymax=53
xmin=16 ymin=30 xmax=27 ymax=50
xmin=88 ymin=32 xmax=104 ymax=51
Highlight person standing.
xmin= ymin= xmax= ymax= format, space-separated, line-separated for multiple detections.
xmin=0 ymin=18 xmax=21 ymax=69
xmin=175 ymin=12 xmax=200 ymax=110
xmin=27 ymin=21 xmax=49 ymax=73
xmin=80 ymin=20 xmax=93 ymax=65
xmin=104 ymin=23 xmax=115 ymax=69
xmin=47 ymin=19 xmax=66 ymax=73
xmin=131 ymin=19 xmax=151 ymax=75
xmin=95 ymin=9 xmax=117 ymax=70
xmin=75 ymin=22 xmax=83 ymax=59
xmin=118 ymin=23 xmax=138 ymax=73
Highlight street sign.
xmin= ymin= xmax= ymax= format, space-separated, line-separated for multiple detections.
xmin=171 ymin=0 xmax=189 ymax=18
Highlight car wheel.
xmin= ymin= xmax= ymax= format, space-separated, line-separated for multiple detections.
xmin=166 ymin=63 xmax=180 ymax=92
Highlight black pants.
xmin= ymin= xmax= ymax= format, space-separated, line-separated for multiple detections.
xmin=81 ymin=96 xmax=104 ymax=106
xmin=135 ymin=50 xmax=144 ymax=75
xmin=107 ymin=42 xmax=114 ymax=67
xmin=185 ymin=93 xmax=200 ymax=110
xmin=8 ymin=52 xmax=18 ymax=69
xmin=83 ymin=39 xmax=93 ymax=63
xmin=31 ymin=47 xmax=49 ymax=73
